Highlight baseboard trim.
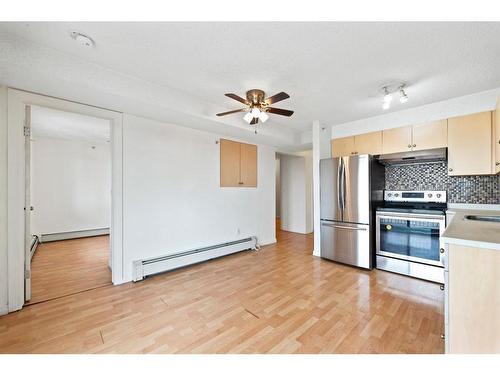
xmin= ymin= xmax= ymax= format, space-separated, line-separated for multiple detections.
xmin=259 ymin=238 xmax=277 ymax=246
xmin=40 ymin=228 xmax=109 ymax=243
xmin=0 ymin=305 xmax=8 ymax=316
xmin=29 ymin=235 xmax=39 ymax=262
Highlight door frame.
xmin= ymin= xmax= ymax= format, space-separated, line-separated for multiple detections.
xmin=7 ymin=88 xmax=125 ymax=313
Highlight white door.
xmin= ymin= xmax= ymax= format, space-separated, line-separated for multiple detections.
xmin=24 ymin=105 xmax=32 ymax=302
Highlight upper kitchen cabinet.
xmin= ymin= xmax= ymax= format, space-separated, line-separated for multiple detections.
xmin=331 ymin=136 xmax=355 ymax=158
xmin=331 ymin=131 xmax=382 ymax=157
xmin=412 ymin=120 xmax=448 ymax=151
xmin=353 ymin=131 xmax=383 ymax=155
xmin=447 ymin=111 xmax=493 ymax=176
xmin=382 ymin=126 xmax=412 ymax=154
xmin=220 ymin=139 xmax=257 ymax=187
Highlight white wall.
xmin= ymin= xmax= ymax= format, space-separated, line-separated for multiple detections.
xmin=331 ymin=87 xmax=500 ymax=138
xmin=122 ymin=114 xmax=276 ymax=281
xmin=0 ymin=86 xmax=8 ymax=315
xmin=279 ymin=151 xmax=313 ymax=234
xmin=30 ymin=136 xmax=111 ymax=235
xmin=275 ymin=156 xmax=281 ymax=217
xmin=312 ymin=121 xmax=332 ymax=256
xmin=300 ymin=150 xmax=314 ymax=233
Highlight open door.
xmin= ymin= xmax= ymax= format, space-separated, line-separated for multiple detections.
xmin=24 ymin=105 xmax=32 ymax=302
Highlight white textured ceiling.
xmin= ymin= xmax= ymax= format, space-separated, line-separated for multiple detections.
xmin=31 ymin=105 xmax=110 ymax=142
xmin=2 ymin=22 xmax=500 ymax=149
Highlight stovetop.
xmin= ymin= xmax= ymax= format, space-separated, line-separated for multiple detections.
xmin=377 ymin=190 xmax=447 ymax=214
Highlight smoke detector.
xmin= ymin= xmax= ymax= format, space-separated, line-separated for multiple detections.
xmin=69 ymin=31 xmax=95 ymax=48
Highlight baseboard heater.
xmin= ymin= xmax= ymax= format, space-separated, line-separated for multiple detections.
xmin=40 ymin=228 xmax=109 ymax=243
xmin=132 ymin=236 xmax=257 ymax=282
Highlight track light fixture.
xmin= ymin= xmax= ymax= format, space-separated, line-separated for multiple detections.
xmin=380 ymin=83 xmax=409 ymax=110
xmin=399 ymin=85 xmax=409 ymax=103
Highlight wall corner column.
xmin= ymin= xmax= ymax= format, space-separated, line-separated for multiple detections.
xmin=312 ymin=120 xmax=331 ymax=257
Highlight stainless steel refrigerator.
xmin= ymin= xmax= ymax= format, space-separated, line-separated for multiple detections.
xmin=320 ymin=154 xmax=384 ymax=269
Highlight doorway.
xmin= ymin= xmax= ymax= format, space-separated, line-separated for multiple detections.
xmin=6 ymin=88 xmax=124 ymax=313
xmin=26 ymin=105 xmax=112 ymax=304
xmin=275 ymin=151 xmax=314 ymax=237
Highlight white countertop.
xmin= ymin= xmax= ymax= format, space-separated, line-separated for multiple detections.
xmin=447 ymin=203 xmax=500 ymax=211
xmin=442 ymin=208 xmax=500 ymax=250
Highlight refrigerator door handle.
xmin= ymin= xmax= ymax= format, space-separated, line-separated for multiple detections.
xmin=341 ymin=158 xmax=346 ymax=214
xmin=336 ymin=158 xmax=343 ymax=219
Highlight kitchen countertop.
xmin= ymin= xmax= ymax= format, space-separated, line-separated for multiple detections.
xmin=442 ymin=208 xmax=500 ymax=250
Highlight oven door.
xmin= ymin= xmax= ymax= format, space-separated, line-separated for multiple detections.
xmin=376 ymin=211 xmax=445 ymax=267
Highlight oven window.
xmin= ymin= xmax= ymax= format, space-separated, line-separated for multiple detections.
xmin=379 ymin=218 xmax=440 ymax=262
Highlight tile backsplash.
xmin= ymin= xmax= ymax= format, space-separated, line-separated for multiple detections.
xmin=385 ymin=162 xmax=500 ymax=204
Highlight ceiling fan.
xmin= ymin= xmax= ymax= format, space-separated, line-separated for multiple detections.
xmin=216 ymin=89 xmax=294 ymax=129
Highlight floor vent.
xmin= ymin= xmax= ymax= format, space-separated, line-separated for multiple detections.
xmin=132 ymin=237 xmax=257 ymax=282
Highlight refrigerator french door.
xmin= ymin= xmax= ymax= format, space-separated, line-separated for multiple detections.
xmin=320 ymin=155 xmax=376 ymax=269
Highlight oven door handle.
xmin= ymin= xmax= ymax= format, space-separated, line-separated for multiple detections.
xmin=376 ymin=213 xmax=445 ymax=221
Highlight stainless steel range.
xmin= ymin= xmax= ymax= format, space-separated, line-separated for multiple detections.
xmin=375 ymin=190 xmax=447 ymax=283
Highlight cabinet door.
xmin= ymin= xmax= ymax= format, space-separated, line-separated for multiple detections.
xmin=382 ymin=126 xmax=412 ymax=154
xmin=220 ymin=139 xmax=241 ymax=187
xmin=240 ymin=142 xmax=257 ymax=187
xmin=412 ymin=120 xmax=448 ymax=151
xmin=447 ymin=112 xmax=492 ymax=176
xmin=495 ymin=108 xmax=500 ymax=174
xmin=448 ymin=244 xmax=500 ymax=353
xmin=354 ymin=131 xmax=382 ymax=155
xmin=331 ymin=136 xmax=355 ymax=157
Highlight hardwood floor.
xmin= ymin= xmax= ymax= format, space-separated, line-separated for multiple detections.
xmin=0 ymin=230 xmax=444 ymax=354
xmin=27 ymin=235 xmax=111 ymax=305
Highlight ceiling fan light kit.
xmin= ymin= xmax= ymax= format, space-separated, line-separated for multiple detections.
xmin=216 ymin=89 xmax=294 ymax=133
xmin=380 ymin=83 xmax=409 ymax=110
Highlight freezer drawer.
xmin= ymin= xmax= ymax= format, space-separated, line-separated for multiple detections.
xmin=320 ymin=220 xmax=371 ymax=269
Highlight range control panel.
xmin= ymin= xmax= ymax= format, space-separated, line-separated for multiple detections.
xmin=384 ymin=190 xmax=447 ymax=203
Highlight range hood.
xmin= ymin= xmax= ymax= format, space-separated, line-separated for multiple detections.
xmin=375 ymin=147 xmax=447 ymax=165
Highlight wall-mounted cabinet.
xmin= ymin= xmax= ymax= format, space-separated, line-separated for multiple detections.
xmin=330 ymin=107 xmax=499 ymax=176
xmin=447 ymin=111 xmax=492 ymax=176
xmin=382 ymin=120 xmax=448 ymax=154
xmin=412 ymin=120 xmax=448 ymax=151
xmin=331 ymin=131 xmax=382 ymax=157
xmin=382 ymin=126 xmax=412 ymax=154
xmin=220 ymin=139 xmax=257 ymax=187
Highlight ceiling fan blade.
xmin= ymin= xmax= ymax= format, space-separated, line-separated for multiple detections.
xmin=265 ymin=92 xmax=290 ymax=105
xmin=268 ymin=107 xmax=294 ymax=117
xmin=216 ymin=108 xmax=246 ymax=116
xmin=225 ymin=93 xmax=249 ymax=105
xmin=250 ymin=117 xmax=259 ymax=125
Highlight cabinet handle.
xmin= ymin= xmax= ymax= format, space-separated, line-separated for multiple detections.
xmin=407 ymin=144 xmax=412 ymax=148
xmin=496 ymin=162 xmax=500 ymax=166
xmin=412 ymin=144 xmax=416 ymax=148
xmin=448 ymin=168 xmax=453 ymax=172
xmin=440 ymin=334 xmax=445 ymax=340
xmin=238 ymin=182 xmax=244 ymax=185
xmin=440 ymin=284 xmax=444 ymax=291
xmin=440 ymin=248 xmax=444 ymax=254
